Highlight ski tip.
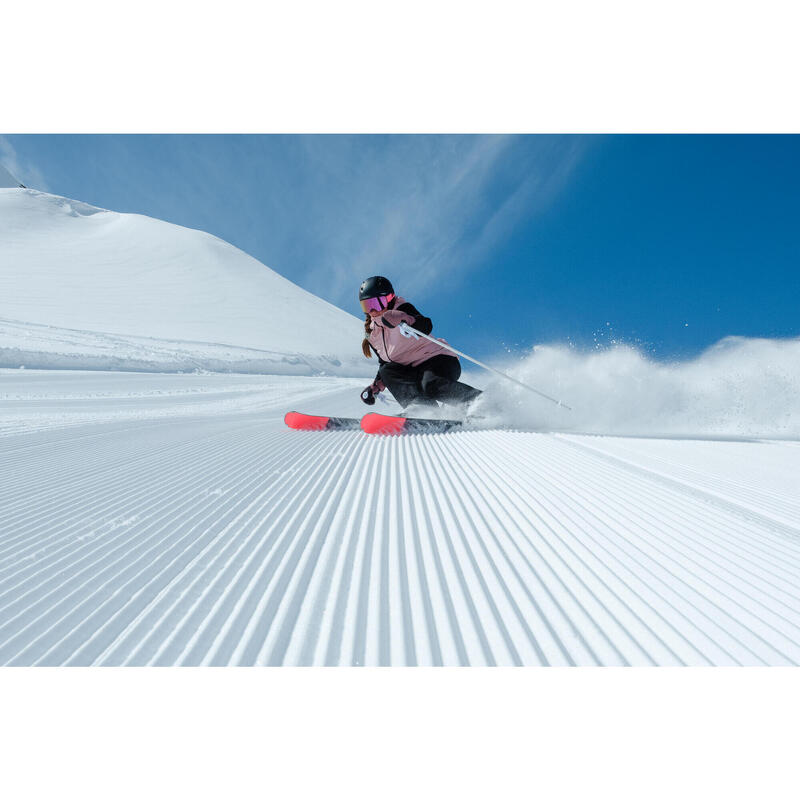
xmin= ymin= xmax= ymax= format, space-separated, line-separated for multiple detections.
xmin=284 ymin=411 xmax=332 ymax=431
xmin=361 ymin=413 xmax=407 ymax=435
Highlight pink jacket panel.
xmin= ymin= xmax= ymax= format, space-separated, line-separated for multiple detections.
xmin=368 ymin=296 xmax=455 ymax=367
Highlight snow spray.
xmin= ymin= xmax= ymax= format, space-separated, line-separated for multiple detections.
xmin=468 ymin=335 xmax=800 ymax=438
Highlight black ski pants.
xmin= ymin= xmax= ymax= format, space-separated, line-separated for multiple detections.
xmin=378 ymin=355 xmax=482 ymax=409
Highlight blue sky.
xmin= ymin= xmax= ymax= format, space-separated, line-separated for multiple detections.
xmin=2 ymin=134 xmax=798 ymax=360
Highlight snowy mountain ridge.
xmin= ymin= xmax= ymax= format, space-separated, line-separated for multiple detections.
xmin=0 ymin=187 xmax=372 ymax=377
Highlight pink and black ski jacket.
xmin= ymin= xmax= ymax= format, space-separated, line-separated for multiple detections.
xmin=367 ymin=296 xmax=455 ymax=373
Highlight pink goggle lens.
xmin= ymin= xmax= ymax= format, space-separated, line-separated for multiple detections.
xmin=360 ymin=293 xmax=394 ymax=313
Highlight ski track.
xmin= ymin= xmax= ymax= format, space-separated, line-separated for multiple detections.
xmin=1 ymin=386 xmax=800 ymax=666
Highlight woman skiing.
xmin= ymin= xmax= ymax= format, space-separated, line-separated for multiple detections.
xmin=359 ymin=276 xmax=481 ymax=409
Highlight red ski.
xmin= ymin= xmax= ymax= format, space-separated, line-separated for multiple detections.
xmin=361 ymin=412 xmax=462 ymax=435
xmin=285 ymin=411 xmax=464 ymax=434
xmin=284 ymin=411 xmax=362 ymax=431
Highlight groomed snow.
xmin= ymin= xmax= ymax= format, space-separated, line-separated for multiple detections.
xmin=1 ymin=370 xmax=798 ymax=666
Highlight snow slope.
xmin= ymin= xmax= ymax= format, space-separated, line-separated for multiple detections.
xmin=1 ymin=371 xmax=798 ymax=666
xmin=0 ymin=188 xmax=370 ymax=376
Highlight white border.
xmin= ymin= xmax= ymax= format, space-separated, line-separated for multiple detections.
xmin=2 ymin=1 xmax=799 ymax=132
xmin=2 ymin=668 xmax=798 ymax=799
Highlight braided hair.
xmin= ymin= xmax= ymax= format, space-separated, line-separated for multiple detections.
xmin=362 ymin=314 xmax=372 ymax=358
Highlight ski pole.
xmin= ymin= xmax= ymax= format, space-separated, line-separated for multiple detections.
xmin=399 ymin=322 xmax=572 ymax=411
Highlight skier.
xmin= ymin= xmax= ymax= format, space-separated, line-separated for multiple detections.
xmin=358 ymin=276 xmax=481 ymax=409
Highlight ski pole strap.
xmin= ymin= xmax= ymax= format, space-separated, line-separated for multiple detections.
xmin=398 ymin=323 xmax=572 ymax=411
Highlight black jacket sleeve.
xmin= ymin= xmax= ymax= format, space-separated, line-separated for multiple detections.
xmin=397 ymin=302 xmax=433 ymax=335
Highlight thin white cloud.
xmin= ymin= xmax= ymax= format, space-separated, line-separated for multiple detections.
xmin=463 ymin=136 xmax=588 ymax=271
xmin=0 ymin=136 xmax=49 ymax=191
xmin=295 ymin=135 xmax=588 ymax=307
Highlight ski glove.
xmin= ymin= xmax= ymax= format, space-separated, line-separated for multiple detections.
xmin=360 ymin=379 xmax=385 ymax=405
xmin=379 ymin=310 xmax=415 ymax=329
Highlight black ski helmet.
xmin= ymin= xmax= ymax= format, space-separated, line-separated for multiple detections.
xmin=359 ymin=275 xmax=394 ymax=300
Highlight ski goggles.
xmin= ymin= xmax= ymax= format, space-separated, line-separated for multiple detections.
xmin=359 ymin=293 xmax=394 ymax=313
